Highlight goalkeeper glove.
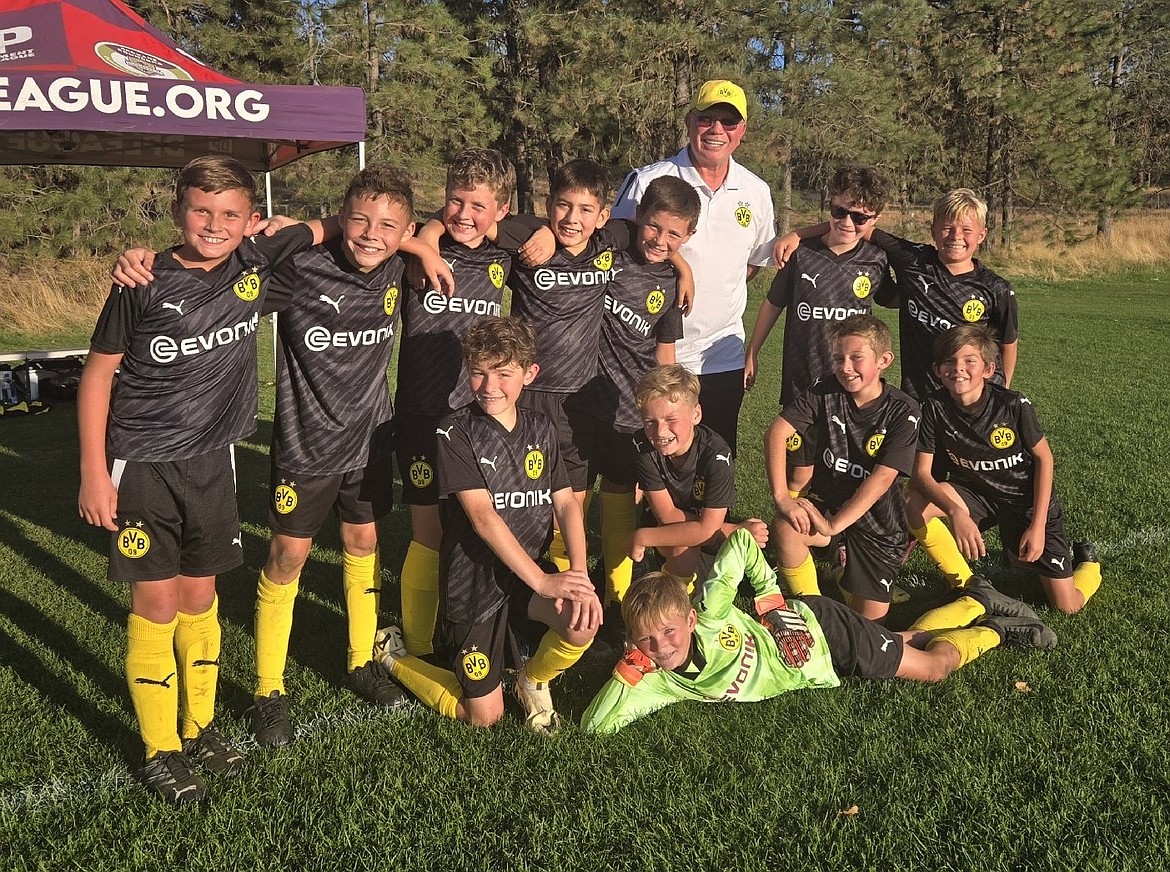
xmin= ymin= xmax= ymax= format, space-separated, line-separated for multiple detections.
xmin=759 ymin=606 xmax=815 ymax=669
xmin=614 ymin=646 xmax=656 ymax=687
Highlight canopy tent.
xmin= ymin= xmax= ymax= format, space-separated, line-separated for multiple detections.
xmin=0 ymin=0 xmax=366 ymax=170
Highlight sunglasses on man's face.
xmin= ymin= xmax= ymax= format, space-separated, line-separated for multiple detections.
xmin=693 ymin=114 xmax=744 ymax=130
xmin=829 ymin=205 xmax=876 ymax=225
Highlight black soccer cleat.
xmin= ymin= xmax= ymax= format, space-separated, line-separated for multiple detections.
xmin=139 ymin=750 xmax=208 ymax=805
xmin=1073 ymin=541 xmax=1098 ymax=567
xmin=982 ymin=615 xmax=1058 ymax=651
xmin=347 ymin=660 xmax=407 ymax=707
xmin=183 ymin=724 xmax=246 ymax=777
xmin=247 ymin=690 xmax=294 ymax=747
xmin=962 ymin=574 xmax=1039 ymax=620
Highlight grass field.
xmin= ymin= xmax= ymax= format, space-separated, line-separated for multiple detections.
xmin=2 ymin=267 xmax=1168 ymax=870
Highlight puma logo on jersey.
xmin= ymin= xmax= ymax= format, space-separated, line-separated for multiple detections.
xmin=480 ymin=456 xmax=498 ymax=471
xmin=319 ymin=293 xmax=345 ymax=313
xmin=716 ymin=453 xmax=731 ymax=466
xmin=879 ymin=578 xmax=893 ymax=592
xmin=1049 ymin=556 xmax=1066 ymax=570
xmin=231 ymin=536 xmax=242 ymax=548
xmin=134 ymin=672 xmax=176 ymax=688
xmin=908 ymin=415 xmax=919 ymax=428
xmin=917 ymin=276 xmax=934 ymax=295
xmin=443 ymin=257 xmax=458 ymax=273
xmin=801 ymin=272 xmax=820 ymax=288
xmin=161 ymin=300 xmax=186 ymax=316
xmin=880 ymin=635 xmax=894 ymax=652
xmin=830 ymin=415 xmax=847 ymax=434
xmin=435 ymin=426 xmax=454 ymax=441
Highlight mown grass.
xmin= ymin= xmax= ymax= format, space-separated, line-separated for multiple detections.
xmin=1 ymin=267 xmax=1167 ymax=870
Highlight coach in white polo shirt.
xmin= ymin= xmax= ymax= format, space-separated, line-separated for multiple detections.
xmin=612 ymin=79 xmax=774 ymax=454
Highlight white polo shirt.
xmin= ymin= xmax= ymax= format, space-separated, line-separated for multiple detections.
xmin=612 ymin=148 xmax=774 ymax=375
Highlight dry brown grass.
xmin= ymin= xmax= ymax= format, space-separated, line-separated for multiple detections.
xmin=1 ymin=257 xmax=111 ymax=340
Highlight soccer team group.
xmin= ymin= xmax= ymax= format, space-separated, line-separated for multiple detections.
xmin=78 ymin=80 xmax=1102 ymax=804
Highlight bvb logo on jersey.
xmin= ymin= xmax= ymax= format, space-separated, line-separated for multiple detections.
xmin=488 ymin=262 xmax=505 ymax=289
xmin=594 ymin=250 xmax=613 ymax=271
xmin=693 ymin=477 xmax=706 ymax=502
xmin=273 ymin=482 xmax=298 ymax=515
xmin=734 ymin=202 xmax=752 ymax=228
xmin=853 ymin=274 xmax=872 ymax=299
xmin=383 ymin=285 xmax=400 ymax=316
xmin=866 ymin=430 xmax=886 ymax=457
xmin=717 ymin=624 xmax=742 ymax=651
xmin=117 ymin=524 xmax=151 ymax=559
xmin=990 ymin=426 xmax=1016 ymax=449
xmin=786 ymin=431 xmax=803 ymax=452
xmin=646 ymin=288 xmax=666 ymax=314
xmin=461 ymin=648 xmax=490 ymax=681
xmin=962 ymin=298 xmax=986 ymax=322
xmin=409 ymin=458 xmax=434 ymax=489
xmin=525 ymin=447 xmax=545 ymax=480
xmin=233 ymin=271 xmax=261 ymax=302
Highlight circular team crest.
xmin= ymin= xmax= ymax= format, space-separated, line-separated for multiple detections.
xmin=233 ymin=272 xmax=261 ymax=302
xmin=383 ymin=285 xmax=399 ymax=316
xmin=866 ymin=431 xmax=886 ymax=457
xmin=408 ymin=459 xmax=434 ymax=489
xmin=646 ymin=288 xmax=666 ymax=314
xmin=962 ymin=298 xmax=986 ymax=322
xmin=717 ymin=624 xmax=741 ymax=651
xmin=593 ymin=251 xmax=613 ymax=271
xmin=273 ymin=483 xmax=298 ymax=515
xmin=990 ymin=426 xmax=1016 ymax=449
xmin=735 ymin=203 xmax=752 ymax=228
xmin=853 ymin=275 xmax=872 ymax=299
xmin=693 ymin=477 xmax=706 ymax=502
xmin=524 ymin=448 xmax=545 ymax=480
xmin=117 ymin=525 xmax=151 ymax=559
xmin=488 ymin=263 xmax=505 ymax=290
xmin=786 ymin=432 xmax=803 ymax=452
xmin=461 ymin=649 xmax=490 ymax=681
xmin=95 ymin=42 xmax=193 ymax=80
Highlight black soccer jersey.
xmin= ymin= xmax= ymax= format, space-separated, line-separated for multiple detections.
xmin=781 ymin=380 xmax=920 ymax=541
xmin=91 ymin=226 xmax=314 ymax=462
xmin=395 ymin=237 xmax=511 ymax=417
xmin=870 ymin=228 xmax=1018 ymax=401
xmin=437 ymin=404 xmax=569 ymax=625
xmin=767 ymin=237 xmax=888 ymax=407
xmin=634 ymin=424 xmax=736 ymax=519
xmin=918 ymin=383 xmax=1045 ymax=505
xmin=267 ymin=239 xmax=404 ymax=476
xmin=501 ymin=221 xmax=631 ymax=394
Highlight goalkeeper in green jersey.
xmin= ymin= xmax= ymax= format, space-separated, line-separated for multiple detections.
xmin=581 ymin=528 xmax=1057 ymax=734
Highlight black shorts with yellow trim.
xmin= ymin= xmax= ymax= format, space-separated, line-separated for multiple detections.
xmin=951 ymin=484 xmax=1072 ymax=577
xmin=108 ymin=446 xmax=242 ymax=583
xmin=268 ymin=454 xmax=393 ymax=538
xmin=802 ymin=595 xmax=902 ymax=679
xmin=394 ymin=412 xmax=444 ymax=506
xmin=573 ymin=413 xmax=640 ymax=486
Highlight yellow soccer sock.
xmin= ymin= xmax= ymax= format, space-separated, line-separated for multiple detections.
xmin=781 ymin=554 xmax=820 ymax=596
xmin=600 ymin=490 xmax=637 ymax=604
xmin=175 ymin=597 xmax=222 ymax=740
xmin=400 ymin=541 xmax=440 ymax=656
xmin=548 ymin=527 xmax=572 ymax=572
xmin=912 ymin=519 xmax=972 ymax=587
xmin=254 ymin=570 xmax=298 ymax=698
xmin=788 ymin=489 xmax=802 ymax=500
xmin=127 ymin=613 xmax=181 ymax=758
xmin=666 ymin=570 xmax=698 ymax=597
xmin=526 ymin=630 xmax=591 ymax=684
xmin=389 ymin=655 xmax=462 ymax=720
xmin=1073 ymin=561 xmax=1102 ymax=606
xmin=910 ymin=595 xmax=986 ymax=632
xmin=343 ymin=551 xmax=381 ymax=672
xmin=929 ymin=625 xmax=1001 ymax=668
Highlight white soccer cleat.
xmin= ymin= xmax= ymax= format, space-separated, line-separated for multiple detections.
xmin=514 ymin=667 xmax=561 ymax=735
xmin=373 ymin=625 xmax=406 ymax=668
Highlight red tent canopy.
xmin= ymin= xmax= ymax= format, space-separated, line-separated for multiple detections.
xmin=0 ymin=0 xmax=366 ymax=169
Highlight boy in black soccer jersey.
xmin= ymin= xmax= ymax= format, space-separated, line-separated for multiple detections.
xmin=373 ymin=317 xmax=601 ymax=733
xmin=630 ymin=364 xmax=768 ymax=590
xmin=79 ymin=157 xmax=328 ymax=804
xmin=907 ymin=324 xmax=1101 ymax=615
xmin=765 ymin=314 xmax=919 ymax=621
xmin=395 ymin=149 xmax=515 ymax=660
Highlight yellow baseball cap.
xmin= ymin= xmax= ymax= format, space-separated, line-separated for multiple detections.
xmin=691 ymin=80 xmax=748 ymax=121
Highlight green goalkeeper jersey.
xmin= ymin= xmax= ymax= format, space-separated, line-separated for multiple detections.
xmin=581 ymin=530 xmax=841 ymax=734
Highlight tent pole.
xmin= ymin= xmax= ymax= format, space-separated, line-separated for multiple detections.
xmin=266 ymin=169 xmax=278 ymax=369
xmin=359 ymin=140 xmax=366 ymax=170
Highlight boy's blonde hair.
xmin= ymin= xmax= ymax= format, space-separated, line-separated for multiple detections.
xmin=447 ymin=148 xmax=516 ymax=207
xmin=174 ymin=156 xmax=256 ymax=208
xmin=635 ymin=364 xmax=700 ymax=410
xmin=829 ymin=165 xmax=890 ymax=214
xmin=933 ymin=188 xmax=987 ymax=228
xmin=637 ymin=176 xmax=701 ymax=230
xmin=827 ymin=313 xmax=893 ymax=357
xmin=462 ymin=316 xmax=538 ymax=369
xmin=933 ymin=324 xmax=998 ymax=367
xmin=550 ymin=158 xmax=609 ymax=205
xmin=622 ymin=571 xmax=693 ymax=638
xmin=344 ymin=164 xmax=414 ymax=214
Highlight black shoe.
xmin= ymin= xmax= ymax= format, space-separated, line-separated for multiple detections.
xmin=139 ymin=751 xmax=207 ymax=805
xmin=247 ymin=690 xmax=294 ymax=747
xmin=962 ymin=574 xmax=1038 ymax=620
xmin=182 ymin=724 xmax=246 ymax=776
xmin=1073 ymin=541 xmax=1098 ymax=566
xmin=347 ymin=660 xmax=406 ymax=707
xmin=982 ymin=615 xmax=1058 ymax=650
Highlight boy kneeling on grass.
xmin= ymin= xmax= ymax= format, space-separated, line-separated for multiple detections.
xmin=374 ymin=316 xmax=601 ymax=733
xmin=581 ymin=528 xmax=1057 ymax=734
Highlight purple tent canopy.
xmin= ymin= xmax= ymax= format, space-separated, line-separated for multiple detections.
xmin=0 ymin=0 xmax=366 ymax=170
